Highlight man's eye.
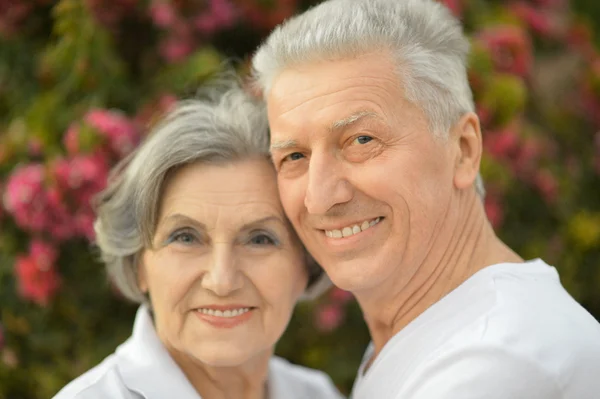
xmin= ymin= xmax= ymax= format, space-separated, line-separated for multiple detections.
xmin=284 ymin=152 xmax=305 ymax=162
xmin=354 ymin=135 xmax=373 ymax=145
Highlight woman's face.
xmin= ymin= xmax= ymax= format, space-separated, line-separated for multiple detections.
xmin=139 ymin=158 xmax=309 ymax=367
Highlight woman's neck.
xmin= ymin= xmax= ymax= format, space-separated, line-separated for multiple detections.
xmin=169 ymin=348 xmax=273 ymax=399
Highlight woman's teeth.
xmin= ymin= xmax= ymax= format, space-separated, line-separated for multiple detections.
xmin=197 ymin=308 xmax=251 ymax=317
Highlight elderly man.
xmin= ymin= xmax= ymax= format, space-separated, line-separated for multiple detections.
xmin=251 ymin=0 xmax=600 ymax=397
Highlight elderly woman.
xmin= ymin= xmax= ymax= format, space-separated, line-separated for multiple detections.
xmin=53 ymin=79 xmax=342 ymax=399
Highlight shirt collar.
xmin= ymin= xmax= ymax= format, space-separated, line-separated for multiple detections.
xmin=115 ymin=305 xmax=202 ymax=399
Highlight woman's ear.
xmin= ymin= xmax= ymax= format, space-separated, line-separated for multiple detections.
xmin=452 ymin=112 xmax=483 ymax=191
xmin=137 ymin=253 xmax=148 ymax=294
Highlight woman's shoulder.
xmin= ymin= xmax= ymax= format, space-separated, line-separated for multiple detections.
xmin=52 ymin=354 xmax=140 ymax=399
xmin=269 ymin=356 xmax=345 ymax=399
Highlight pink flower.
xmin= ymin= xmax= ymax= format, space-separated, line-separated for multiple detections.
xmin=45 ymin=187 xmax=75 ymax=240
xmin=567 ymin=22 xmax=595 ymax=58
xmin=150 ymin=1 xmax=177 ymax=28
xmin=4 ymin=163 xmax=48 ymax=232
xmin=439 ymin=0 xmax=462 ymax=18
xmin=483 ymin=129 xmax=520 ymax=160
xmin=484 ymin=194 xmax=504 ymax=229
xmin=135 ymin=93 xmax=178 ymax=127
xmin=0 ymin=182 xmax=4 ymax=222
xmin=51 ymin=153 xmax=108 ymax=240
xmin=30 ymin=239 xmax=59 ymax=271
xmin=159 ymin=34 xmax=196 ymax=63
xmin=478 ymin=26 xmax=533 ymax=77
xmin=509 ymin=3 xmax=561 ymax=39
xmin=63 ymin=123 xmax=81 ymax=155
xmin=14 ymin=248 xmax=61 ymax=307
xmin=533 ymin=169 xmax=558 ymax=204
xmin=73 ymin=210 xmax=96 ymax=241
xmin=27 ymin=137 xmax=43 ymax=157
xmin=329 ymin=287 xmax=353 ymax=304
xmin=513 ymin=137 xmax=542 ymax=176
xmin=236 ymin=0 xmax=298 ymax=31
xmin=0 ymin=2 xmax=32 ymax=38
xmin=314 ymin=303 xmax=344 ymax=332
xmin=195 ymin=13 xmax=219 ymax=35
xmin=86 ymin=0 xmax=139 ymax=27
xmin=84 ymin=109 xmax=141 ymax=158
xmin=211 ymin=0 xmax=237 ymax=26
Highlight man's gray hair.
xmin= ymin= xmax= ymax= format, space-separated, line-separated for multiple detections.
xmin=94 ymin=78 xmax=329 ymax=304
xmin=252 ymin=0 xmax=485 ymax=197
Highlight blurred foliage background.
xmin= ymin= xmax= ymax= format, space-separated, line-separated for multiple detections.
xmin=0 ymin=0 xmax=599 ymax=397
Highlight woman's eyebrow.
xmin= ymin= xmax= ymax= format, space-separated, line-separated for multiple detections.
xmin=239 ymin=216 xmax=285 ymax=231
xmin=158 ymin=213 xmax=207 ymax=231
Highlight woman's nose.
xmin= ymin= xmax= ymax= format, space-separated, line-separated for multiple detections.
xmin=200 ymin=244 xmax=244 ymax=296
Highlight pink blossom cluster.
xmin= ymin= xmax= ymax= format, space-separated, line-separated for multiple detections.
xmin=234 ymin=0 xmax=299 ymax=31
xmin=0 ymin=0 xmax=34 ymax=38
xmin=149 ymin=0 xmax=238 ymax=63
xmin=477 ymin=26 xmax=533 ymax=78
xmin=4 ymin=108 xmax=137 ymax=243
xmin=134 ymin=93 xmax=178 ymax=127
xmin=484 ymin=128 xmax=558 ymax=204
xmin=14 ymin=239 xmax=61 ymax=306
xmin=52 ymin=153 xmax=110 ymax=241
xmin=86 ymin=0 xmax=140 ymax=28
xmin=439 ymin=0 xmax=463 ymax=18
xmin=314 ymin=288 xmax=354 ymax=333
xmin=65 ymin=108 xmax=141 ymax=159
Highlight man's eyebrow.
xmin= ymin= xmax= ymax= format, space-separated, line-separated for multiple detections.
xmin=269 ymin=110 xmax=380 ymax=153
xmin=270 ymin=139 xmax=298 ymax=152
xmin=329 ymin=110 xmax=379 ymax=131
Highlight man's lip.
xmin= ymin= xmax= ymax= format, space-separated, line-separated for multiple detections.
xmin=195 ymin=305 xmax=256 ymax=311
xmin=314 ymin=216 xmax=384 ymax=231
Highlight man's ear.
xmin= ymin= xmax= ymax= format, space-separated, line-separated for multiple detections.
xmin=452 ymin=112 xmax=483 ymax=191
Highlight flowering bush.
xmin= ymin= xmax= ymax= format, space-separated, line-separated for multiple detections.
xmin=0 ymin=0 xmax=599 ymax=397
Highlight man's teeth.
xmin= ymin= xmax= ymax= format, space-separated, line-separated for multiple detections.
xmin=197 ymin=308 xmax=251 ymax=317
xmin=325 ymin=217 xmax=381 ymax=239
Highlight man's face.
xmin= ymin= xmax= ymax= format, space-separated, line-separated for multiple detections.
xmin=267 ymin=52 xmax=459 ymax=294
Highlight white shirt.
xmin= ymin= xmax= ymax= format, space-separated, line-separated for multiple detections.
xmin=53 ymin=306 xmax=343 ymax=399
xmin=351 ymin=259 xmax=600 ymax=399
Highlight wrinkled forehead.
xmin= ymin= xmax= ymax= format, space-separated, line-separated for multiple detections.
xmin=157 ymin=159 xmax=287 ymax=227
xmin=266 ymin=54 xmax=405 ymax=135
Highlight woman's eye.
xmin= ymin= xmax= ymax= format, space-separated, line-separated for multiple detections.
xmin=354 ymin=135 xmax=373 ymax=145
xmin=169 ymin=231 xmax=197 ymax=245
xmin=248 ymin=234 xmax=276 ymax=246
xmin=284 ymin=152 xmax=305 ymax=162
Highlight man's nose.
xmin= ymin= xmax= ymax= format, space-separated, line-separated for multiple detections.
xmin=201 ymin=244 xmax=243 ymax=296
xmin=304 ymin=151 xmax=353 ymax=215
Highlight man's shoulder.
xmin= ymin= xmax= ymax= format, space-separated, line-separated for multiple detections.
xmin=52 ymin=355 xmax=138 ymax=399
xmin=269 ymin=356 xmax=344 ymax=399
xmin=482 ymin=259 xmax=600 ymax=346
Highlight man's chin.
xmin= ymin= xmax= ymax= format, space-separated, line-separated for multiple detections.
xmin=324 ymin=263 xmax=384 ymax=294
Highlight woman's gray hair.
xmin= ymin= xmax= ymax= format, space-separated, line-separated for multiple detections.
xmin=94 ymin=78 xmax=329 ymax=304
xmin=252 ymin=0 xmax=485 ymax=198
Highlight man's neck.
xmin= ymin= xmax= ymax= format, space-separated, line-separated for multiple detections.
xmin=356 ymin=192 xmax=523 ymax=362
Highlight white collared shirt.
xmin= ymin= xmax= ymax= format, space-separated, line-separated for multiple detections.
xmin=351 ymin=259 xmax=600 ymax=399
xmin=53 ymin=306 xmax=344 ymax=399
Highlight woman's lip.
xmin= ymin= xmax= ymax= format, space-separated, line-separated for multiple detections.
xmin=195 ymin=304 xmax=255 ymax=311
xmin=194 ymin=308 xmax=255 ymax=329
